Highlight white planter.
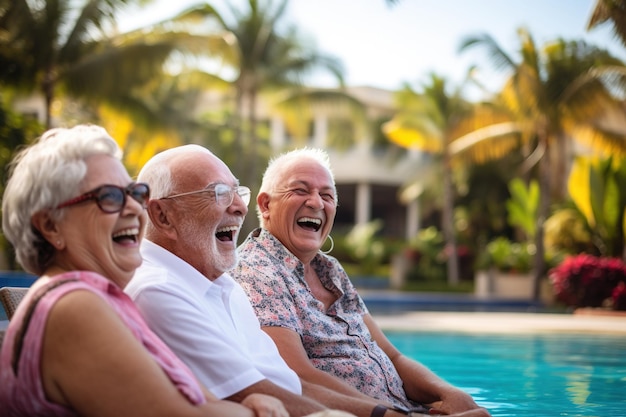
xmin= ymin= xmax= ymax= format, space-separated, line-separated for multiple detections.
xmin=475 ymin=269 xmax=534 ymax=299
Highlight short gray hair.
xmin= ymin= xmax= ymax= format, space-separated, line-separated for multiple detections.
xmin=137 ymin=144 xmax=214 ymax=235
xmin=137 ymin=144 xmax=213 ymax=199
xmin=258 ymin=147 xmax=337 ymax=226
xmin=2 ymin=124 xmax=122 ymax=275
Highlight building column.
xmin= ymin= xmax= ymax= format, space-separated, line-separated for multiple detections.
xmin=406 ymin=199 xmax=419 ymax=239
xmin=355 ymin=183 xmax=371 ymax=225
xmin=313 ymin=115 xmax=327 ymax=148
xmin=270 ymin=116 xmax=285 ymax=151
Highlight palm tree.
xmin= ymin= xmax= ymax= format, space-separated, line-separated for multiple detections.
xmin=458 ymin=27 xmax=626 ymax=299
xmin=587 ymin=0 xmax=626 ymax=47
xmin=0 ymin=0 xmax=203 ymax=128
xmin=174 ymin=0 xmax=345 ymax=186
xmin=0 ymin=94 xmax=44 ymax=269
xmin=382 ymin=73 xmax=515 ymax=285
xmin=95 ymin=69 xmax=233 ymax=174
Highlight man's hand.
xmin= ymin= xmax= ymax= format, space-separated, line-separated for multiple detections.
xmin=427 ymin=388 xmax=491 ymax=416
xmin=241 ymin=393 xmax=289 ymax=417
xmin=425 ymin=407 xmax=492 ymax=417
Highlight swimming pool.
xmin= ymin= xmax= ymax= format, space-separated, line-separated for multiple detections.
xmin=386 ymin=331 xmax=626 ymax=416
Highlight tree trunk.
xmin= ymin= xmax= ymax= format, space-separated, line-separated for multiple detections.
xmin=533 ymin=133 xmax=550 ymax=300
xmin=442 ymin=148 xmax=460 ymax=285
xmin=234 ymin=81 xmax=245 ymax=177
xmin=247 ymin=88 xmax=258 ymax=190
xmin=43 ymin=69 xmax=54 ymax=129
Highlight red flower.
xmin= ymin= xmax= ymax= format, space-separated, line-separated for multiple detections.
xmin=549 ymin=254 xmax=626 ymax=310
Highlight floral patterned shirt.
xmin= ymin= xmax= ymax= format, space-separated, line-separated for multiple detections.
xmin=234 ymin=228 xmax=411 ymax=408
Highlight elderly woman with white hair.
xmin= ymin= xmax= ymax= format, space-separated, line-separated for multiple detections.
xmin=0 ymin=125 xmax=279 ymax=417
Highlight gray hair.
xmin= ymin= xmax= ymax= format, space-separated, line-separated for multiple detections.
xmin=137 ymin=144 xmax=214 ymax=234
xmin=137 ymin=144 xmax=213 ymax=199
xmin=2 ymin=124 xmax=122 ymax=275
xmin=258 ymin=147 xmax=337 ymax=226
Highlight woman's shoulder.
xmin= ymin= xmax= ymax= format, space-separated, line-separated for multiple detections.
xmin=30 ymin=271 xmax=124 ymax=328
xmin=45 ymin=280 xmax=117 ymax=328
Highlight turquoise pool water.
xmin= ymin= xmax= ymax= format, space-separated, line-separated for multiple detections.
xmin=386 ymin=331 xmax=626 ymax=417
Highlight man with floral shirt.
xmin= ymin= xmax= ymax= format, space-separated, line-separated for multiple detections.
xmin=234 ymin=148 xmax=491 ymax=417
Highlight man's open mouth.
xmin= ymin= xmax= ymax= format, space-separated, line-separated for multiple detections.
xmin=216 ymin=225 xmax=238 ymax=241
xmin=297 ymin=217 xmax=321 ymax=232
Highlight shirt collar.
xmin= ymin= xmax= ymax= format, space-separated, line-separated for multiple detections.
xmin=255 ymin=228 xmax=341 ymax=294
xmin=140 ymin=239 xmax=232 ymax=296
xmin=256 ymin=228 xmax=303 ymax=272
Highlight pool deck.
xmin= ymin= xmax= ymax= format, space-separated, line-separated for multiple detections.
xmin=372 ymin=310 xmax=626 ymax=335
xmin=357 ymin=289 xmax=626 ymax=335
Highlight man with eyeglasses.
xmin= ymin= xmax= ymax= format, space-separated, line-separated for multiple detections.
xmin=125 ymin=145 xmax=387 ymax=417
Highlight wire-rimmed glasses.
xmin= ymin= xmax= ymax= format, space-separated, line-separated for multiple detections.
xmin=162 ymin=183 xmax=251 ymax=207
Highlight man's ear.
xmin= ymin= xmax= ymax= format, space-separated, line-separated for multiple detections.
xmin=147 ymin=199 xmax=178 ymax=238
xmin=31 ymin=210 xmax=61 ymax=247
xmin=257 ymin=192 xmax=271 ymax=220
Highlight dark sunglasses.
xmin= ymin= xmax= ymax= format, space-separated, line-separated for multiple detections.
xmin=56 ymin=182 xmax=150 ymax=214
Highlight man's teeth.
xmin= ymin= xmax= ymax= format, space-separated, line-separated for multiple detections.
xmin=217 ymin=226 xmax=239 ymax=234
xmin=112 ymin=228 xmax=139 ymax=238
xmin=298 ymin=217 xmax=321 ymax=225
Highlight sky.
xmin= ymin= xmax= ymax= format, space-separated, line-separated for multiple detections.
xmin=118 ymin=0 xmax=625 ymax=95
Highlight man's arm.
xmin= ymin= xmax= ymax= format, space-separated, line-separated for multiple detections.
xmin=263 ymin=326 xmax=407 ymax=417
xmin=301 ymin=380 xmax=410 ymax=417
xmin=363 ymin=314 xmax=490 ymax=415
xmin=226 ymin=379 xmax=327 ymax=417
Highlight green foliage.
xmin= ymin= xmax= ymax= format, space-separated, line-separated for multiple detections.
xmin=343 ymin=220 xmax=386 ymax=275
xmin=475 ymin=178 xmax=543 ymax=274
xmin=405 ymin=226 xmax=447 ymax=282
xmin=569 ymin=156 xmax=626 ymax=257
xmin=0 ymin=95 xmax=44 ymax=269
xmin=544 ymin=207 xmax=594 ymax=255
xmin=506 ymin=178 xmax=539 ymax=240
xmin=330 ymin=223 xmax=403 ymax=279
xmin=1 ymin=0 xmax=189 ymax=127
xmin=476 ymin=237 xmax=535 ymax=273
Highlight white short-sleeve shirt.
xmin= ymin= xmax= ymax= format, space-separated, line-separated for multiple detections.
xmin=125 ymin=240 xmax=302 ymax=399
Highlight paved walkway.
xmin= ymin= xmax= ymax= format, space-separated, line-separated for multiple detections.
xmin=372 ymin=310 xmax=626 ymax=335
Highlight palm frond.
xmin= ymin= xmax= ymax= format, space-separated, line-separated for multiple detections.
xmin=571 ymin=123 xmax=626 ymax=158
xmin=587 ymin=0 xmax=626 ymax=47
xmin=458 ymin=32 xmax=517 ymax=72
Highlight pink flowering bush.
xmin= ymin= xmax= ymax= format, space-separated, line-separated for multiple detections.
xmin=549 ymin=254 xmax=626 ymax=310
xmin=612 ymin=283 xmax=626 ymax=311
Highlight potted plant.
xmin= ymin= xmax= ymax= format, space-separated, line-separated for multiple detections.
xmin=474 ymin=237 xmax=536 ymax=299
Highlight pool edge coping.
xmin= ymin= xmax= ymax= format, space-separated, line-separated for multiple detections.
xmin=372 ymin=311 xmax=626 ymax=335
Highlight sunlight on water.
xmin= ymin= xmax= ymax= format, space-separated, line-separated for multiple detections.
xmin=386 ymin=332 xmax=626 ymax=417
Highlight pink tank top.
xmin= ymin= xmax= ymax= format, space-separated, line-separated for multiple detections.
xmin=0 ymin=271 xmax=205 ymax=416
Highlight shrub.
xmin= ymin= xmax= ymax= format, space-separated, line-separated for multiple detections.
xmin=549 ymin=254 xmax=626 ymax=310
xmin=475 ymin=237 xmax=535 ymax=273
xmin=405 ymin=226 xmax=446 ymax=282
xmin=612 ymin=283 xmax=626 ymax=311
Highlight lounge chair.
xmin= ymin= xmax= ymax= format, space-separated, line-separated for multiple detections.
xmin=0 ymin=286 xmax=29 ymax=321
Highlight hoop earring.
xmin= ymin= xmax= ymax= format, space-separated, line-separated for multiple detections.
xmin=321 ymin=235 xmax=334 ymax=254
